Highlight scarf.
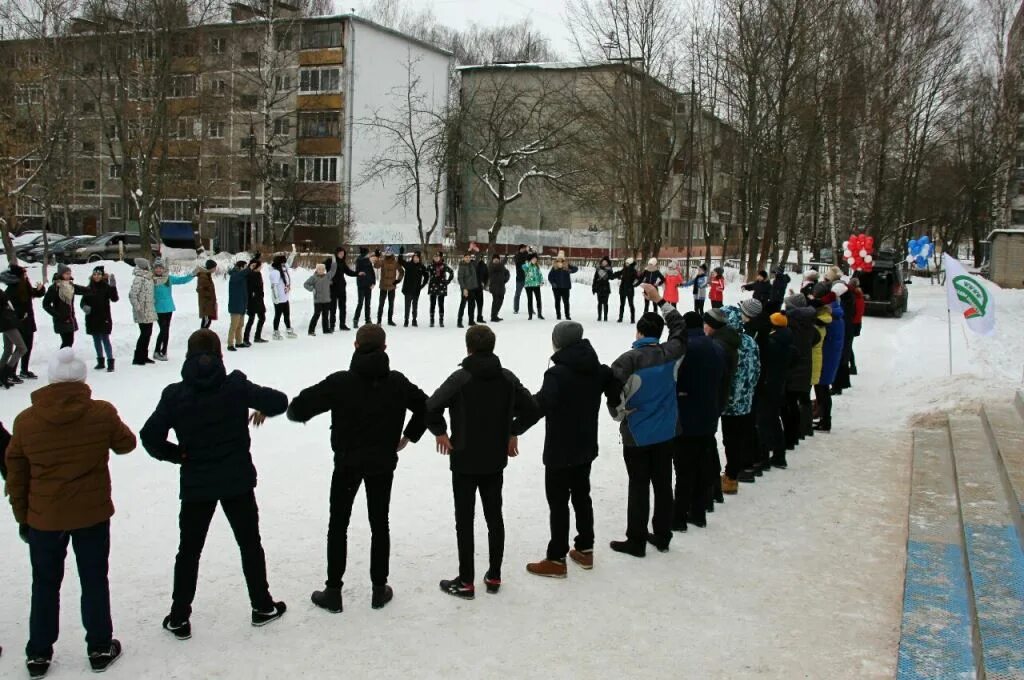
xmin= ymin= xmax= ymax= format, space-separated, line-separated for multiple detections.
xmin=57 ymin=279 xmax=74 ymax=305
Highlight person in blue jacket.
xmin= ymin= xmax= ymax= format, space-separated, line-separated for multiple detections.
xmin=152 ymin=259 xmax=196 ymax=362
xmin=226 ymin=261 xmax=249 ymax=351
xmin=547 ymin=254 xmax=578 ymax=321
xmin=607 ymin=283 xmax=687 ymax=557
xmin=814 ymin=284 xmax=845 ymax=432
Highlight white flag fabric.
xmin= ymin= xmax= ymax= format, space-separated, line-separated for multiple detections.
xmin=943 ymin=253 xmax=996 ymax=336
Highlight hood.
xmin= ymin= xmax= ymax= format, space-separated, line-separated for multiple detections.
xmin=713 ymin=325 xmax=742 ymax=352
xmin=134 ymin=268 xmax=152 ymax=280
xmin=723 ymin=306 xmax=745 ymax=331
xmin=350 ymin=348 xmax=390 ymax=380
xmin=551 ymin=338 xmax=601 ymax=373
xmin=461 ymin=351 xmax=502 ymax=379
xmin=31 ymin=382 xmax=94 ymax=425
xmin=181 ymin=353 xmax=227 ymax=392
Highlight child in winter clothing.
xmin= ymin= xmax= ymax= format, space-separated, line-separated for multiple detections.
xmin=153 ymin=259 xmax=195 ymax=361
xmin=226 ymin=261 xmax=250 ymax=351
xmin=522 ymin=254 xmax=544 ymax=320
xmin=682 ymin=264 xmax=709 ymax=314
xmin=196 ymin=260 xmax=218 ymax=329
xmin=547 ymin=254 xmax=579 ymax=321
xmin=81 ymin=266 xmax=119 ymax=371
xmin=353 ymin=247 xmax=376 ymax=326
xmin=717 ymin=306 xmax=760 ymax=490
xmin=0 ymin=287 xmax=28 ymax=388
xmin=592 ymin=257 xmax=613 ymax=321
xmin=709 ymin=267 xmax=726 ymax=309
xmin=269 ymin=254 xmax=297 ymax=338
xmin=456 ymin=253 xmax=479 ymax=328
xmin=374 ymin=249 xmax=404 ymax=326
xmin=639 ymin=258 xmax=665 ymax=313
xmin=1 ymin=264 xmax=46 ymax=379
xmin=401 ymin=252 xmax=429 ymax=327
xmin=244 ymin=259 xmax=267 ymax=344
xmin=611 ymin=258 xmax=639 ymax=323
xmin=487 ymin=254 xmax=510 ymax=322
xmin=128 ymin=259 xmax=157 ymax=365
xmin=427 ymin=253 xmax=454 ymax=327
xmin=42 ymin=264 xmax=89 ymax=348
xmin=303 ymin=258 xmax=338 ymax=336
xmin=663 ymin=261 xmax=683 ymax=306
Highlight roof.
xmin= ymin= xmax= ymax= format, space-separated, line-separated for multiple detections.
xmin=986 ymin=229 xmax=1024 ymax=240
xmin=457 ymin=61 xmax=612 ymax=73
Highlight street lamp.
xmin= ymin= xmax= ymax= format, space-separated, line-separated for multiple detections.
xmin=248 ymin=123 xmax=257 ymax=250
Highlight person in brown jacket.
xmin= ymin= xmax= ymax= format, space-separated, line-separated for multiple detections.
xmin=5 ymin=347 xmax=136 ymax=677
xmin=196 ymin=259 xmax=218 ymax=329
xmin=374 ymin=249 xmax=404 ymax=326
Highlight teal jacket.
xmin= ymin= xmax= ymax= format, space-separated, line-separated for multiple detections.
xmin=522 ymin=263 xmax=543 ymax=288
xmin=154 ymin=273 xmax=195 ymax=314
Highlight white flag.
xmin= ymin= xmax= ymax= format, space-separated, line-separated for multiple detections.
xmin=943 ymin=253 xmax=995 ymax=336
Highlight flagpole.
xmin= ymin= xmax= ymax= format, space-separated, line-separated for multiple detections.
xmin=947 ymin=307 xmax=953 ymax=376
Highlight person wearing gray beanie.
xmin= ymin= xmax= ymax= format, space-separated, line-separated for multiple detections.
xmin=784 ymin=293 xmax=807 ymax=309
xmin=551 ymin=321 xmax=584 ymax=351
xmin=738 ymin=298 xmax=763 ymax=320
xmin=703 ymin=307 xmax=728 ymax=330
xmin=134 ymin=258 xmax=151 ymax=272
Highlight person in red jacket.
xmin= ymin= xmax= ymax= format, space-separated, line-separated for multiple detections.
xmin=709 ymin=267 xmax=726 ymax=309
xmin=848 ymin=277 xmax=866 ymax=374
xmin=663 ymin=261 xmax=684 ymax=307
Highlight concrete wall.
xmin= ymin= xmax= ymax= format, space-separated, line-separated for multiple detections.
xmin=991 ymin=233 xmax=1024 ymax=288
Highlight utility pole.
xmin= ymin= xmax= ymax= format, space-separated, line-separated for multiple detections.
xmin=686 ymin=77 xmax=696 ymax=273
xmin=248 ymin=122 xmax=256 ymax=250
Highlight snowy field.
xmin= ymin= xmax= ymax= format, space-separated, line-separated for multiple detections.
xmin=1 ymin=260 xmax=1020 ymax=679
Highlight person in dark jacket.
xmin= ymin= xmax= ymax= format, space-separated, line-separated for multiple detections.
xmin=592 ymin=257 xmax=613 ymax=321
xmin=608 ymin=284 xmax=687 ymax=556
xmin=702 ymin=308 xmax=744 ymax=494
xmin=226 ymin=261 xmax=249 ymax=351
xmin=329 ymin=247 xmax=358 ymax=332
xmin=814 ymin=295 xmax=845 ymax=432
xmin=42 ymin=265 xmax=89 ymax=348
xmin=473 ymin=254 xmax=488 ymax=323
xmin=768 ymin=266 xmax=790 ymax=314
xmin=401 ymin=252 xmax=429 ymax=327
xmin=638 ymin=258 xmax=665 ymax=314
xmin=487 ymin=254 xmax=510 ymax=322
xmin=758 ymin=313 xmax=794 ymax=468
xmin=831 ymin=280 xmax=856 ymax=394
xmin=1 ymin=264 xmax=45 ymax=379
xmin=287 ymin=324 xmax=427 ymax=612
xmin=742 ymin=271 xmax=772 ymax=306
xmin=0 ymin=287 xmax=28 ymax=388
xmin=140 ymin=329 xmax=289 ymax=639
xmin=427 ymin=252 xmax=454 ymax=327
xmin=512 ymin=244 xmax=529 ymax=314
xmin=244 ymin=259 xmax=267 ymax=344
xmin=353 ymin=247 xmax=376 ymax=327
xmin=513 ymin=322 xmax=620 ymax=578
xmin=80 ymin=266 xmax=119 ymax=372
xmin=456 ymin=253 xmax=479 ymax=329
xmin=673 ymin=312 xmax=725 ymax=531
xmin=426 ymin=325 xmax=540 ymax=599
xmin=783 ymin=294 xmax=817 ymax=449
xmin=611 ymin=258 xmax=639 ymax=323
xmin=547 ymin=255 xmax=579 ymax=320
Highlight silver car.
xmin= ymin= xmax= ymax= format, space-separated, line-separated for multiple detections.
xmin=69 ymin=232 xmax=160 ymax=264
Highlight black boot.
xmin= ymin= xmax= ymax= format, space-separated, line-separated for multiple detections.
xmin=371 ymin=585 xmax=393 ymax=609
xmin=311 ymin=587 xmax=343 ymax=613
xmin=95 ymin=357 xmax=105 ymax=370
xmin=107 ymin=358 xmax=115 ymax=373
xmin=430 ymin=316 xmax=435 ymax=328
xmin=1 ymin=366 xmax=14 ymax=389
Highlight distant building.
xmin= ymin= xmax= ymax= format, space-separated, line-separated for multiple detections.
xmin=986 ymin=229 xmax=1024 ymax=288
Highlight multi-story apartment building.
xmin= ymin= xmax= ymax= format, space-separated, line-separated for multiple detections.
xmin=0 ymin=5 xmax=451 ymax=251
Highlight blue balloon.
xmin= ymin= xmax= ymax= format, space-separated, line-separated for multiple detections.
xmin=919 ymin=235 xmax=930 ymax=244
xmin=915 ymin=255 xmax=928 ymax=268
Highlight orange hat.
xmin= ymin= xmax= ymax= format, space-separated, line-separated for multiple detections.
xmin=770 ymin=312 xmax=788 ymax=327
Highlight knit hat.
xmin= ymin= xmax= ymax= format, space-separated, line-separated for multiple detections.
xmin=152 ymin=258 xmax=165 ymax=270
xmin=48 ymin=347 xmax=87 ymax=384
xmin=57 ymin=263 xmax=72 ymax=277
xmin=92 ymin=265 xmax=105 ymax=276
xmin=811 ymin=282 xmax=830 ymax=298
xmin=187 ymin=329 xmax=222 ymax=357
xmin=315 ymin=263 xmax=327 ymax=275
xmin=703 ymin=308 xmax=727 ymax=330
xmin=134 ymin=258 xmax=150 ymax=271
xmin=667 ymin=261 xmax=678 ymax=270
xmin=647 ymin=257 xmax=659 ymax=268
xmin=831 ymin=282 xmax=849 ymax=298
xmin=204 ymin=259 xmax=217 ymax=271
xmin=739 ymin=298 xmax=763 ymax=318
xmin=552 ymin=321 xmax=584 ymax=351
xmin=682 ymin=311 xmax=703 ymax=329
xmin=805 ymin=270 xmax=820 ymax=281
xmin=785 ymin=294 xmax=807 ymax=309
xmin=770 ymin=312 xmax=788 ymax=327
xmin=625 ymin=257 xmax=634 ymax=266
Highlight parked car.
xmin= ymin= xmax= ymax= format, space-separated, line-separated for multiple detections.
xmin=68 ymin=232 xmax=159 ymax=264
xmin=23 ymin=235 xmax=97 ymax=264
xmin=21 ymin=235 xmax=77 ymax=263
xmin=856 ymin=248 xmax=910 ymax=318
xmin=4 ymin=233 xmax=51 ymax=260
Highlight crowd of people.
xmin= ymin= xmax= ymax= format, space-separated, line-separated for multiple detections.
xmin=0 ymin=246 xmax=865 ymax=678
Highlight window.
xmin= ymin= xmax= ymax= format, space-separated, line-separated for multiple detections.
xmin=241 ymin=51 xmax=259 ymax=67
xmin=1017 ymin=154 xmax=1024 ymax=170
xmin=171 ymin=75 xmax=196 ymax=98
xmin=274 ymin=162 xmax=290 ymax=178
xmin=108 ymin=164 xmax=122 ymax=179
xmin=211 ymin=37 xmax=227 ymax=54
xmin=16 ymin=159 xmax=39 ymax=180
xmin=174 ymin=117 xmax=195 ymax=139
xmin=275 ymin=74 xmax=292 ymax=91
xmin=17 ymin=196 xmax=41 ymax=217
xmin=161 ymin=200 xmax=193 ymax=221
xmin=207 ymin=121 xmax=225 ymax=139
xmin=297 ymin=156 xmax=338 ymax=183
xmin=240 ymin=135 xmax=256 ymax=150
xmin=82 ymin=139 xmax=96 ymax=153
xmin=239 ymin=180 xmax=253 ymax=192
xmin=109 ymin=200 xmax=123 ymax=219
xmin=296 ymin=206 xmax=340 ymax=225
xmin=211 ymin=79 xmax=228 ymax=96
xmin=299 ymin=67 xmax=341 ymax=94
xmin=207 ymin=162 xmax=221 ymax=179
xmin=275 ymin=32 xmax=293 ymax=50
xmin=105 ymin=124 xmax=119 ymax=141
xmin=15 ymin=84 xmax=42 ymax=104
xmin=301 ymin=26 xmax=341 ymax=49
xmin=239 ymin=93 xmax=258 ymax=109
xmin=299 ymin=111 xmax=340 ymax=138
xmin=273 ymin=117 xmax=291 ymax=136
xmin=82 ymin=179 xmax=97 ymax=192
xmin=81 ymin=100 xmax=96 ymax=114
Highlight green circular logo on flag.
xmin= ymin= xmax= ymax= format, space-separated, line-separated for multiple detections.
xmin=952 ymin=274 xmax=989 ymax=319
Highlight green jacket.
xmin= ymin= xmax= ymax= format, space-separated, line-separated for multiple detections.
xmin=522 ymin=263 xmax=543 ymax=288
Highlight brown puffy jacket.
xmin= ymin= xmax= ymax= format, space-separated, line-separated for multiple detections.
xmin=375 ymin=255 xmax=404 ymax=291
xmin=5 ymin=382 xmax=136 ymax=531
xmin=196 ymin=269 xmax=218 ymax=320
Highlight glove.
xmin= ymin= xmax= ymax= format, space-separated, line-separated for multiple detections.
xmin=19 ymin=524 xmax=29 ymax=544
xmin=107 ymin=273 xmax=116 ymax=286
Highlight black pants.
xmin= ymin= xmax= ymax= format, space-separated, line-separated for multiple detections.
xmin=200 ymin=316 xmax=213 ymax=329
xmin=377 ymin=289 xmax=396 ymax=324
xmin=473 ymin=288 xmax=484 ymax=321
xmin=404 ymin=292 xmax=421 ymax=324
xmin=27 ymin=521 xmax=112 ymax=659
xmin=430 ymin=294 xmax=445 ymax=322
xmin=814 ymin=383 xmax=833 ymax=428
xmin=597 ymin=293 xmax=609 ymax=321
xmin=20 ymin=328 xmax=34 ymax=373
xmin=545 ymin=463 xmax=594 ymax=561
xmin=553 ymin=288 xmax=571 ymax=319
xmin=244 ymin=310 xmax=265 ymax=342
xmin=754 ymin=389 xmax=785 ymax=464
xmin=721 ymin=413 xmax=755 ymax=479
xmin=329 ymin=290 xmax=347 ymax=330
xmin=513 ymin=279 xmax=525 ymax=313
xmin=672 ymin=435 xmax=714 ymax=527
xmin=326 ymin=467 xmax=394 ymax=588
xmin=171 ymin=491 xmax=273 ymax=621
xmin=155 ymin=312 xmax=172 ymax=355
xmin=693 ymin=298 xmax=705 ymax=315
xmin=623 ymin=440 xmax=674 ymax=547
xmin=134 ymin=322 xmax=153 ymax=362
xmin=273 ymin=302 xmax=291 ymax=331
xmin=59 ymin=331 xmax=74 ymax=348
xmin=643 ymin=299 xmax=658 ymax=314
xmin=490 ymin=292 xmax=504 ymax=320
xmin=309 ymin=302 xmax=331 ymax=334
xmin=618 ymin=292 xmax=635 ymax=322
xmin=354 ymin=288 xmax=372 ymax=324
xmin=711 ymin=300 xmax=723 ymax=309
xmin=783 ymin=390 xmax=812 ymax=447
xmin=452 ymin=470 xmax=504 ymax=584
xmin=525 ymin=287 xmax=542 ymax=318
xmin=458 ymin=291 xmax=477 ymax=325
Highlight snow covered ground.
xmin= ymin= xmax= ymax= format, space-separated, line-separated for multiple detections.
xmin=0 ymin=261 xmax=1019 ymax=679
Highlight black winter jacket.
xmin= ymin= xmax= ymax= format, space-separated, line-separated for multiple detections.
xmin=1 ymin=271 xmax=44 ymax=334
xmin=425 ymin=352 xmax=539 ymax=475
xmin=759 ymin=326 xmax=793 ymax=399
xmin=247 ymin=269 xmax=266 ymax=315
xmin=677 ymin=328 xmax=726 ymax=437
xmin=488 ymin=262 xmax=510 ymax=294
xmin=742 ymin=280 xmax=772 ymax=305
xmin=81 ymin=279 xmax=119 ymax=336
xmin=784 ymin=307 xmax=817 ymax=392
xmin=475 ymin=259 xmax=489 ymax=289
xmin=513 ymin=340 xmax=620 ymax=468
xmin=287 ymin=349 xmax=427 ymax=474
xmin=427 ymin=261 xmax=454 ymax=296
xmin=140 ymin=354 xmax=288 ymax=502
xmin=612 ymin=264 xmax=639 ymax=293
xmin=0 ymin=289 xmax=18 ymax=332
xmin=711 ymin=326 xmax=740 ymax=412
xmin=513 ymin=251 xmax=529 ymax=281
xmin=639 ymin=269 xmax=665 ymax=287
xmin=42 ymin=282 xmax=88 ymax=335
xmin=355 ymin=254 xmax=376 ymax=289
xmin=401 ymin=261 xmax=429 ymax=296
xmin=331 ymin=255 xmax=357 ymax=296
xmin=592 ymin=266 xmax=613 ymax=296
xmin=770 ymin=273 xmax=790 ymax=305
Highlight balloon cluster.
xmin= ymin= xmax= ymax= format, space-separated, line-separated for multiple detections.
xmin=843 ymin=233 xmax=875 ymax=272
xmin=905 ymin=235 xmax=932 ymax=269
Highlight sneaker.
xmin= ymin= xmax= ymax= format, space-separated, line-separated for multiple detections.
xmin=339 ymin=324 xmax=351 ymax=331
xmin=227 ymin=345 xmax=237 ymax=351
xmin=154 ymin=353 xmax=168 ymax=361
xmin=286 ymin=329 xmax=298 ymax=339
xmin=162 ymin=616 xmax=192 ymax=640
xmin=440 ymin=577 xmax=475 ymax=600
xmin=251 ymin=601 xmax=287 ymax=627
xmin=145 ymin=358 xmax=156 ymax=364
xmin=526 ymin=559 xmax=567 ymax=579
xmin=609 ymin=540 xmax=646 ymax=558
xmin=646 ymin=534 xmax=670 ymax=553
xmin=483 ymin=572 xmax=501 ymax=594
xmin=569 ymin=549 xmax=593 ymax=570
xmin=19 ymin=371 xmax=38 ymax=380
xmin=26 ymin=657 xmax=50 ymax=678
xmin=273 ymin=331 xmax=283 ymax=340
xmin=737 ymin=469 xmax=756 ymax=483
xmin=308 ymin=332 xmax=316 ymax=337
xmin=239 ymin=342 xmax=252 ymax=348
xmin=770 ymin=454 xmax=788 ymax=469
xmin=311 ymin=587 xmax=343 ymax=613
xmin=721 ymin=475 xmax=739 ymax=495
xmin=371 ymin=585 xmax=393 ymax=610
xmin=88 ymin=639 xmax=122 ymax=673
xmin=254 ymin=338 xmax=269 ymax=343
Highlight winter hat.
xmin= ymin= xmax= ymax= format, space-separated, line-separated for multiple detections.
xmin=647 ymin=257 xmax=659 ymax=268
xmin=739 ymin=298 xmax=763 ymax=318
xmin=805 ymin=270 xmax=820 ymax=281
xmin=48 ymin=347 xmax=87 ymax=384
xmin=625 ymin=257 xmax=635 ymax=266
xmin=359 ymin=246 xmax=369 ymax=256
xmin=152 ymin=258 xmax=165 ymax=270
xmin=811 ymin=282 xmax=830 ymax=298
xmin=785 ymin=294 xmax=807 ymax=309
xmin=314 ymin=263 xmax=326 ymax=275
xmin=187 ymin=329 xmax=222 ymax=357
xmin=770 ymin=312 xmax=788 ymax=327
xmin=57 ymin=263 xmax=72 ymax=277
xmin=773 ymin=265 xmax=786 ymax=275
xmin=831 ymin=282 xmax=849 ymax=298
xmin=92 ymin=265 xmax=105 ymax=276
xmin=703 ymin=308 xmax=728 ymax=330
xmin=134 ymin=259 xmax=150 ymax=271
xmin=824 ymin=266 xmax=842 ymax=282
xmin=552 ymin=321 xmax=584 ymax=351
xmin=667 ymin=261 xmax=678 ymax=271
xmin=682 ymin=311 xmax=703 ymax=329
xmin=204 ymin=259 xmax=217 ymax=271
